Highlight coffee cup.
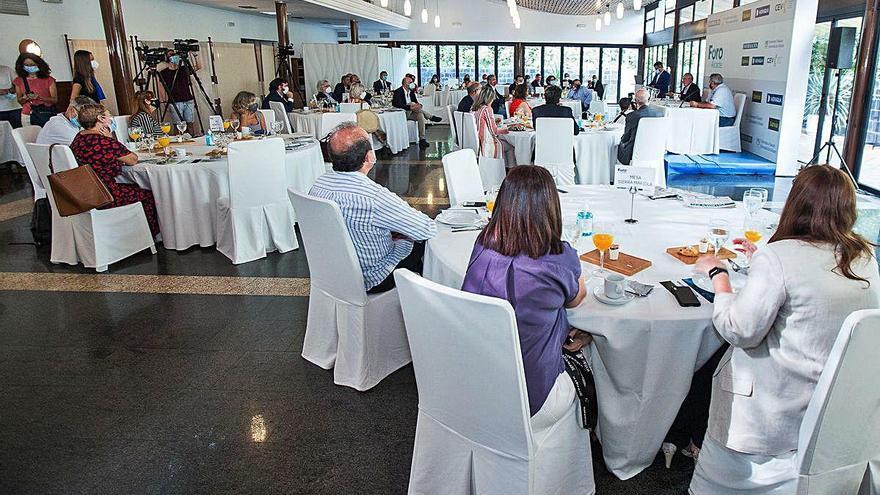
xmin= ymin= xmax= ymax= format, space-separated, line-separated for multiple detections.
xmin=604 ymin=273 xmax=626 ymax=299
xmin=175 ymin=147 xmax=186 ymax=159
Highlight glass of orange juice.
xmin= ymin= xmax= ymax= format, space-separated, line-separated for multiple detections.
xmin=744 ymin=217 xmax=765 ymax=244
xmin=485 ymin=187 xmax=498 ymax=214
xmin=161 ymin=122 xmax=172 ymax=135
xmin=592 ymin=221 xmax=615 ymax=275
xmin=157 ymin=136 xmax=171 ymax=154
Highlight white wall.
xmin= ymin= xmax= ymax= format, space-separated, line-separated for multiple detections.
xmin=358 ymin=0 xmax=644 ymax=44
xmin=0 ymin=0 xmax=337 ymax=80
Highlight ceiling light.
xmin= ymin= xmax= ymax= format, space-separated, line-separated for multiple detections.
xmin=616 ymin=1 xmax=623 ymax=18
xmin=238 ymin=5 xmax=257 ymax=8
xmin=633 ymin=0 xmax=642 ymax=10
xmin=604 ymin=10 xmax=611 ymax=25
xmin=434 ymin=14 xmax=440 ymax=27
xmin=595 ymin=17 xmax=602 ymax=30
xmin=381 ymin=0 xmax=388 ymax=6
xmin=404 ymin=0 xmax=412 ymax=16
xmin=261 ymin=11 xmax=275 ymax=15
xmin=421 ymin=7 xmax=428 ymax=23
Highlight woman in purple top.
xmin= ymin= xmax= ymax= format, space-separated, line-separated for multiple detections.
xmin=461 ymin=166 xmax=592 ymax=417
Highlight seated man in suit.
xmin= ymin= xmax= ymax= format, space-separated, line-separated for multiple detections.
xmin=457 ymin=82 xmax=480 ymax=113
xmin=670 ymin=72 xmax=702 ymax=103
xmin=486 ymin=74 xmax=506 ymax=117
xmin=612 ymin=97 xmax=632 ymax=124
xmin=392 ymin=75 xmax=441 ymax=148
xmin=262 ymin=78 xmax=295 ymax=113
xmin=647 ymin=61 xmax=671 ymax=98
xmin=332 ymin=74 xmax=351 ymax=103
xmin=617 ymin=88 xmax=665 ymax=165
xmin=531 ymin=85 xmax=580 ymax=136
xmin=690 ymin=73 xmax=737 ymax=127
xmin=373 ymin=71 xmax=392 ymax=94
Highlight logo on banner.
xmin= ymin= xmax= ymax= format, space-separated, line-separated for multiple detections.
xmin=752 ymin=56 xmax=765 ymax=65
xmin=708 ymin=18 xmax=721 ymax=27
xmin=768 ymin=118 xmax=780 ymax=132
xmin=708 ymin=45 xmax=724 ymax=68
xmin=748 ymin=115 xmax=764 ymax=126
xmin=755 ymin=5 xmax=771 ymax=17
xmin=752 ymin=91 xmax=763 ymax=103
xmin=774 ymin=2 xmax=785 ymax=13
xmin=742 ymin=134 xmax=754 ymax=144
xmin=742 ymin=10 xmax=752 ymax=21
xmin=743 ymin=42 xmax=759 ymax=50
xmin=766 ymin=93 xmax=784 ymax=105
xmin=742 ymin=56 xmax=750 ymax=66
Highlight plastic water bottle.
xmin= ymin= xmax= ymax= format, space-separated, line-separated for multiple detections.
xmin=576 ymin=203 xmax=594 ymax=252
xmin=205 ymin=129 xmax=214 ymax=146
xmin=334 ymin=102 xmax=340 ymax=113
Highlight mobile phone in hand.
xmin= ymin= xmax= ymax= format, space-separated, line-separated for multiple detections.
xmin=461 ymin=201 xmax=486 ymax=207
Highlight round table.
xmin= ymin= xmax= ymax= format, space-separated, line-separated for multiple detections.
xmin=424 ymin=185 xmax=772 ymax=479
xmin=120 ymin=135 xmax=325 ymax=251
xmin=288 ymin=109 xmax=411 ymax=154
xmin=653 ymin=103 xmax=720 ymax=155
xmin=526 ymin=98 xmax=583 ymax=118
xmin=499 ymin=125 xmax=624 ymax=184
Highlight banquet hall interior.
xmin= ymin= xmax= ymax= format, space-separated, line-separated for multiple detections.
xmin=2 ymin=0 xmax=880 ymax=493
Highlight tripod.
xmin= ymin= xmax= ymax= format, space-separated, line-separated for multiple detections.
xmin=133 ymin=63 xmax=185 ymax=124
xmin=275 ymin=49 xmax=305 ymax=106
xmin=805 ymin=68 xmax=860 ymax=192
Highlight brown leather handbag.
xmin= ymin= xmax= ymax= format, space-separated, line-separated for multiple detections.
xmin=46 ymin=143 xmax=113 ymax=217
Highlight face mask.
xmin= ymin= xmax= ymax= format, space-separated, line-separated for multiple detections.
xmin=169 ymin=55 xmax=181 ymax=65
xmin=68 ymin=117 xmax=81 ymax=129
xmin=150 ymin=98 xmax=159 ymax=108
xmin=408 ymin=82 xmax=415 ymax=89
xmin=91 ymin=60 xmax=100 ymax=70
xmin=380 ymin=75 xmax=387 ymax=81
xmin=248 ymin=103 xmax=258 ymax=113
xmin=281 ymin=85 xmax=288 ymax=93
xmin=323 ymin=87 xmax=331 ymax=94
xmin=24 ymin=65 xmax=39 ymax=74
xmin=107 ymin=118 xmax=117 ymax=133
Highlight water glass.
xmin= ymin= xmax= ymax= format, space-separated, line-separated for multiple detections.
xmin=708 ymin=219 xmax=730 ymax=255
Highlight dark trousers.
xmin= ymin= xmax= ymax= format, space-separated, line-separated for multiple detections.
xmin=719 ymin=116 xmax=736 ymax=127
xmin=367 ymin=241 xmax=426 ymax=294
xmin=664 ymin=343 xmax=730 ymax=449
xmin=0 ymin=108 xmax=22 ymax=129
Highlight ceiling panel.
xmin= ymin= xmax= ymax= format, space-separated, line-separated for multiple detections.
xmin=514 ymin=0 xmax=639 ymax=16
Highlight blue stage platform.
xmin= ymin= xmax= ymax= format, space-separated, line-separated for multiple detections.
xmin=665 ymin=151 xmax=776 ymax=175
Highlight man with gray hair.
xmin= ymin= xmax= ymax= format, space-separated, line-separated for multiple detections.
xmin=690 ymin=73 xmax=737 ymax=126
xmin=617 ymin=88 xmax=664 ymax=165
xmin=456 ymin=82 xmax=481 ymax=113
xmin=309 ymin=123 xmax=436 ymax=293
xmin=36 ymin=95 xmax=96 ymax=145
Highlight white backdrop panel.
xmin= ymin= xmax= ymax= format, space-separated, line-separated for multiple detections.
xmin=303 ymin=44 xmax=380 ymax=100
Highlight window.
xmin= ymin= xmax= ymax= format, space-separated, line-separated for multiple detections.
xmin=676 ymin=39 xmax=705 ymax=93
xmin=713 ymin=0 xmax=733 ymax=13
xmin=544 ymin=46 xmax=562 ymax=81
xmin=403 ymin=45 xmax=418 ymax=80
xmin=583 ymin=47 xmax=600 ymax=84
xmin=680 ymin=5 xmax=694 ymax=23
xmin=419 ymin=44 xmax=437 ymax=86
xmin=497 ymin=45 xmax=515 ymax=84
xmin=459 ymin=45 xmax=476 ymax=82
xmin=602 ymin=48 xmax=620 ymax=102
xmin=646 ymin=8 xmax=656 ymax=34
xmin=563 ymin=46 xmax=581 ymax=82
xmin=621 ymin=48 xmax=639 ymax=98
xmin=524 ymin=46 xmax=542 ymax=80
xmin=439 ymin=45 xmax=456 ymax=84
xmin=645 ymin=45 xmax=670 ymax=78
xmin=478 ymin=45 xmax=495 ymax=80
xmin=694 ymin=0 xmax=710 ymax=21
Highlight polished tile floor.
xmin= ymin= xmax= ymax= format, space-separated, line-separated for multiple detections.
xmin=0 ymin=127 xmax=867 ymax=494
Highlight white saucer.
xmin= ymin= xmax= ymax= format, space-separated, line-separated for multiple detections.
xmin=593 ymin=286 xmax=635 ymax=306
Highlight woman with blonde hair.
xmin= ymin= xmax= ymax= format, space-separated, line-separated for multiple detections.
xmin=229 ymin=91 xmax=265 ymax=135
xmin=129 ymin=90 xmax=162 ymax=136
xmin=472 ymin=85 xmax=511 ymax=163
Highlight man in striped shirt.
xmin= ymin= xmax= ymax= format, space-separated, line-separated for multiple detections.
xmin=310 ymin=123 xmax=437 ymax=293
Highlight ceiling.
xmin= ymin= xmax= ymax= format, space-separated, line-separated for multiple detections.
xmin=178 ymin=0 xmax=408 ymax=30
xmin=515 ymin=0 xmax=640 ymax=16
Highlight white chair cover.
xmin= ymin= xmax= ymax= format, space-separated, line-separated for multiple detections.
xmin=796 ymin=309 xmax=880 ymax=494
xmin=458 ymin=111 xmax=479 ymax=156
xmin=534 ymin=86 xmax=546 ymax=96
xmin=113 ymin=115 xmax=130 ymax=145
xmin=589 ymin=99 xmax=609 ymax=116
xmin=630 ymin=117 xmax=669 ymax=189
xmin=446 ymin=105 xmax=459 ymax=150
xmin=258 ymin=109 xmax=275 ymax=133
xmin=27 ymin=143 xmax=155 ymax=271
xmin=422 ymin=85 xmax=436 ymax=97
xmin=11 ymin=125 xmax=45 ymax=200
xmin=535 ymin=118 xmax=575 ymax=185
xmin=438 ymin=88 xmax=450 ymax=107
xmin=288 ymin=190 xmax=410 ymax=391
xmin=407 ymin=120 xmax=419 ymax=143
xmin=442 ymin=149 xmax=484 ymax=206
xmin=339 ymin=102 xmax=366 ymax=113
xmin=393 ymin=270 xmax=595 ymax=495
xmin=216 ymin=139 xmax=299 ymax=264
xmin=719 ymin=93 xmax=747 ymax=153
xmin=319 ymin=112 xmax=358 ymax=139
xmin=268 ymin=101 xmax=293 ymax=134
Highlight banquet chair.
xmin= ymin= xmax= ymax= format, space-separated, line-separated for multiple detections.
xmin=216 ymin=138 xmax=299 ymax=264
xmin=438 ymin=88 xmax=449 ymax=107
xmin=258 ymin=109 xmax=275 ymax=133
xmin=113 ymin=115 xmax=130 ymax=145
xmin=287 ymin=190 xmax=410 ymax=391
xmin=268 ymin=101 xmax=293 ymax=134
xmin=11 ymin=125 xmax=45 ymax=200
xmin=422 ymin=84 xmax=436 ymax=98
xmin=407 ymin=120 xmax=419 ymax=143
xmin=719 ymin=93 xmax=747 ymax=153
xmin=535 ymin=117 xmax=576 ymax=185
xmin=393 ymin=270 xmax=595 ymax=495
xmin=464 ymin=113 xmax=506 ymax=190
xmin=26 ymin=143 xmax=156 ymax=271
xmin=319 ymin=112 xmax=358 ymax=140
xmin=442 ymin=149 xmax=485 ymax=206
xmin=589 ymin=99 xmax=609 ymax=116
xmin=339 ymin=102 xmax=365 ymax=113
xmin=446 ymin=105 xmax=460 ymax=150
xmin=458 ymin=111 xmax=479 ymax=156
xmin=630 ymin=117 xmax=669 ymax=189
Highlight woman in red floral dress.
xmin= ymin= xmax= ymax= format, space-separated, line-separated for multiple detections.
xmin=69 ymin=104 xmax=160 ymax=237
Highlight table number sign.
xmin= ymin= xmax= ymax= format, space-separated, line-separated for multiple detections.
xmin=614 ymin=165 xmax=656 ymax=195
xmin=209 ymin=116 xmax=224 ymax=133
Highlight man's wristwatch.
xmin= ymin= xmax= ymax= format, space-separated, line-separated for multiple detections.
xmin=708 ymin=266 xmax=729 ymax=280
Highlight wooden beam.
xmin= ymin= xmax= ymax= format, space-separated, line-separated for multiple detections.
xmin=844 ymin=0 xmax=879 ymax=170
xmin=98 ymin=0 xmax=135 ymax=115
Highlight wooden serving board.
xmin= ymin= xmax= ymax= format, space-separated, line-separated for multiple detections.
xmin=666 ymin=245 xmax=737 ymax=265
xmin=580 ymin=250 xmax=652 ymax=276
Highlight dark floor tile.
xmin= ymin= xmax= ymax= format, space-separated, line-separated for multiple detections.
xmin=0 ymin=438 xmax=125 ymax=495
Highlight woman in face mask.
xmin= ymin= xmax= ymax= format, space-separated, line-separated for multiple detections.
xmin=70 ymin=50 xmax=105 ymax=105
xmin=263 ymin=78 xmax=295 ymax=113
xmin=129 ymin=90 xmax=163 ymax=136
xmin=69 ymin=104 xmax=160 ymax=237
xmin=229 ymin=91 xmax=266 ymax=135
xmin=314 ymin=80 xmax=337 ymax=106
xmin=12 ymin=53 xmax=57 ymax=127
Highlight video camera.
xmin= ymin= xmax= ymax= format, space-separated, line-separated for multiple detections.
xmin=173 ymin=39 xmax=200 ymax=54
xmin=278 ymin=44 xmax=296 ymax=57
xmin=136 ymin=44 xmax=169 ymax=67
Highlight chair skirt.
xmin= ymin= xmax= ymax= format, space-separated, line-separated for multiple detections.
xmin=690 ymin=436 xmax=798 ymax=495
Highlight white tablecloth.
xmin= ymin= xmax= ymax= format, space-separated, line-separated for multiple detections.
xmin=288 ymin=110 xmax=410 ymax=154
xmin=119 ymin=135 xmax=325 ymax=251
xmin=654 ymin=104 xmax=720 ymax=155
xmin=0 ymin=121 xmax=21 ymax=165
xmin=423 ymin=185 xmax=776 ymax=479
xmin=499 ymin=126 xmax=624 ymax=184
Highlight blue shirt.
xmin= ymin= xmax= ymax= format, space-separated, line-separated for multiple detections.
xmin=568 ymin=86 xmax=593 ymax=111
xmin=708 ymin=83 xmax=737 ymax=118
xmin=310 ymin=171 xmax=437 ymax=290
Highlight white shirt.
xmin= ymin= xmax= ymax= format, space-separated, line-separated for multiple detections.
xmin=708 ymin=240 xmax=880 ymax=455
xmin=36 ymin=115 xmax=80 ymax=146
xmin=0 ymin=65 xmax=21 ymax=112
xmin=708 ymin=82 xmax=736 ymax=118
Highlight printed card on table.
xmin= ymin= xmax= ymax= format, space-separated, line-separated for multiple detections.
xmin=614 ymin=165 xmax=656 ymax=195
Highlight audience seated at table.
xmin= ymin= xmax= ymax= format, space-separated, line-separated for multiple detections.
xmin=507 ymin=75 xmax=525 ymax=98
xmin=69 ymin=104 xmax=160 ymax=237
xmin=472 ymin=85 xmax=512 ymax=164
xmin=672 ymin=72 xmax=702 ymax=103
xmin=545 ymin=75 xmax=558 ymax=87
xmin=309 ymin=123 xmax=436 ymax=293
xmin=392 ymin=75 xmax=440 ymax=148
xmin=315 ymin=79 xmax=337 ymax=106
xmin=531 ymin=73 xmax=544 ymax=90
xmin=588 ymin=76 xmax=604 ymax=100
xmin=612 ymin=97 xmax=632 ymax=124
xmin=508 ymin=83 xmax=532 ymax=119
xmin=617 ymin=88 xmax=664 ymax=165
xmin=647 ymin=61 xmax=671 ymax=97
xmin=373 ymin=71 xmax=392 ymax=94
xmin=457 ymin=82 xmax=480 ymax=113
xmin=690 ymin=73 xmax=737 ymax=126
xmin=332 ymin=74 xmax=351 ymax=103
xmin=36 ymin=95 xmax=94 ymax=146
xmin=531 ymin=85 xmax=580 ymax=136
xmin=427 ymin=74 xmax=441 ymax=91
xmin=462 ymin=165 xmax=592 ymax=419
xmin=567 ymin=79 xmax=592 ymax=116
xmin=229 ymin=91 xmax=265 ymax=135
xmin=486 ymin=74 xmax=506 ymax=117
xmin=129 ymin=90 xmax=163 ymax=136
xmin=688 ymin=164 xmax=879 ymax=493
xmin=262 ymin=77 xmax=295 ymax=113
xmin=348 ymin=83 xmax=370 ymax=109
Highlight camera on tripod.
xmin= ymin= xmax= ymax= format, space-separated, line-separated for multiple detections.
xmin=173 ymin=39 xmax=200 ymax=54
xmin=137 ymin=44 xmax=169 ymax=67
xmin=278 ymin=44 xmax=296 ymax=57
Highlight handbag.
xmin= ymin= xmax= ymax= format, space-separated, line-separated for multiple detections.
xmin=46 ymin=143 xmax=113 ymax=217
xmin=23 ymin=77 xmax=56 ymax=127
xmin=29 ymin=197 xmax=51 ymax=245
xmin=319 ymin=135 xmax=332 ymax=163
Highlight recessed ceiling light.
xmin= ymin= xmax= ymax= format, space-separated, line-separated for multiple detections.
xmin=261 ymin=11 xmax=275 ymax=15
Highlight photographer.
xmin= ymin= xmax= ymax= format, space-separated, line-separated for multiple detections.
xmin=158 ymin=48 xmax=202 ymax=136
